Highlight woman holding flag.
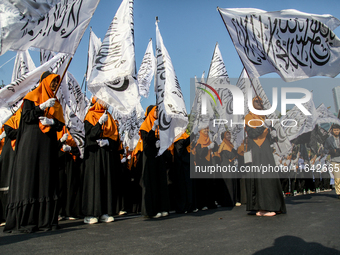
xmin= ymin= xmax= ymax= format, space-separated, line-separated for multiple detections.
xmin=140 ymin=105 xmax=170 ymax=218
xmin=82 ymin=97 xmax=120 ymax=224
xmin=4 ymin=71 xmax=65 ymax=233
xmin=244 ymin=96 xmax=286 ymax=217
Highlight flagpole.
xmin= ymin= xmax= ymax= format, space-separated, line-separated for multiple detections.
xmin=83 ymin=27 xmax=92 ymax=96
xmin=217 ymin=7 xmax=282 ymax=153
xmin=44 ymin=56 xmax=73 ymax=117
xmin=53 ymin=57 xmax=73 ymax=97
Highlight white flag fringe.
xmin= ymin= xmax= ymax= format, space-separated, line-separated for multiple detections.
xmin=155 ymin=20 xmax=188 ymax=156
xmin=88 ymin=0 xmax=139 ymax=115
xmin=218 ymin=8 xmax=340 ymax=82
xmin=11 ymin=50 xmax=36 ymax=83
xmin=0 ymin=0 xmax=100 ymax=55
xmin=86 ymin=28 xmax=102 ymax=82
xmin=137 ymin=39 xmax=156 ymax=98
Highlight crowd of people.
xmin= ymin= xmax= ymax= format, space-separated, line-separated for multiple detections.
xmin=0 ymin=72 xmax=338 ymax=234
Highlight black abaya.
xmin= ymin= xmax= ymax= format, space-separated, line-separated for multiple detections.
xmin=4 ymin=100 xmax=63 ymax=233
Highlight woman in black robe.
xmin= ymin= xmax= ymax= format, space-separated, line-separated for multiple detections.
xmin=173 ymin=131 xmax=196 ymax=213
xmin=216 ymin=130 xmax=238 ymax=207
xmin=129 ymin=138 xmax=143 ymax=213
xmin=4 ymin=71 xmax=64 ymax=233
xmin=244 ymin=96 xmax=286 ymax=216
xmin=194 ymin=125 xmax=216 ymax=210
xmin=0 ymin=110 xmax=21 ymax=224
xmin=57 ymin=127 xmax=81 ymax=220
xmin=82 ymin=97 xmax=120 ymax=224
xmin=140 ymin=105 xmax=170 ymax=218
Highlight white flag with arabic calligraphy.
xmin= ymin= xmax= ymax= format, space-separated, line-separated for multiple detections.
xmin=137 ymin=39 xmax=156 ymax=98
xmin=88 ymin=0 xmax=139 ymax=115
xmin=0 ymin=0 xmax=100 ymax=55
xmin=218 ymin=8 xmax=340 ymax=81
xmin=11 ymin=50 xmax=36 ymax=83
xmin=87 ymin=28 xmax=102 ymax=82
xmin=155 ymin=21 xmax=188 ymax=156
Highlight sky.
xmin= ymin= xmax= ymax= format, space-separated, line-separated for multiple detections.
xmin=1 ymin=0 xmax=340 ymax=113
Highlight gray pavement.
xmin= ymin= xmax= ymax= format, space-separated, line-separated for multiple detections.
xmin=0 ymin=191 xmax=340 ymax=255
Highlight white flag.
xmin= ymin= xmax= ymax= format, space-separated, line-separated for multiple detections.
xmin=280 ymin=95 xmax=318 ymax=141
xmin=196 ymin=43 xmax=231 ymax=145
xmin=40 ymin=49 xmax=90 ymax=122
xmin=189 ymin=74 xmax=205 ymax=135
xmin=155 ymin=21 xmax=188 ymax=156
xmin=11 ymin=50 xmax=36 ymax=83
xmin=88 ymin=0 xmax=139 ymax=115
xmin=316 ymin=104 xmax=340 ymax=126
xmin=218 ymin=8 xmax=340 ymax=81
xmin=0 ymin=53 xmax=68 ymax=109
xmin=0 ymin=53 xmax=68 ymax=126
xmin=40 ymin=49 xmax=56 ymax=65
xmin=0 ymin=0 xmax=100 ymax=55
xmin=113 ymin=102 xmax=145 ymax=150
xmin=6 ymin=1 xmax=61 ymax=21
xmin=86 ymin=28 xmax=102 ymax=82
xmin=137 ymin=39 xmax=156 ymax=98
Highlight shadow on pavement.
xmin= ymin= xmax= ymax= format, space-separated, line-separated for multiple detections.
xmin=253 ymin=235 xmax=340 ymax=255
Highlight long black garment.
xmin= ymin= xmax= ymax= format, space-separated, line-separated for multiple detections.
xmin=195 ymin=144 xmax=216 ymax=209
xmin=173 ymin=136 xmax=195 ymax=213
xmin=82 ymin=120 xmax=119 ymax=217
xmin=218 ymin=148 xmax=238 ymax=207
xmin=0 ymin=125 xmax=17 ymax=222
xmin=245 ymin=126 xmax=286 ymax=213
xmin=140 ymin=130 xmax=170 ymax=217
xmin=129 ymin=151 xmax=142 ymax=213
xmin=58 ymin=148 xmax=82 ymax=218
xmin=4 ymin=99 xmax=63 ymax=233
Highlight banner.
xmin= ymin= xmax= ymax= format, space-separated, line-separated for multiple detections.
xmin=155 ymin=20 xmax=188 ymax=156
xmin=218 ymin=8 xmax=340 ymax=81
xmin=11 ymin=50 xmax=36 ymax=83
xmin=0 ymin=0 xmax=100 ymax=55
xmin=88 ymin=0 xmax=139 ymax=115
xmin=137 ymin=39 xmax=156 ymax=98
xmin=86 ymin=28 xmax=102 ymax=82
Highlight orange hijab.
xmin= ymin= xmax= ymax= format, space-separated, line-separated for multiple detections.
xmin=196 ymin=129 xmax=212 ymax=161
xmin=139 ymin=106 xmax=159 ymax=138
xmin=175 ymin=131 xmax=190 ymax=153
xmin=245 ymin=96 xmax=268 ymax=147
xmin=4 ymin=108 xmax=22 ymax=150
xmin=218 ymin=133 xmax=234 ymax=154
xmin=24 ymin=72 xmax=64 ymax=133
xmin=218 ymin=132 xmax=235 ymax=162
xmin=84 ymin=98 xmax=119 ymax=141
